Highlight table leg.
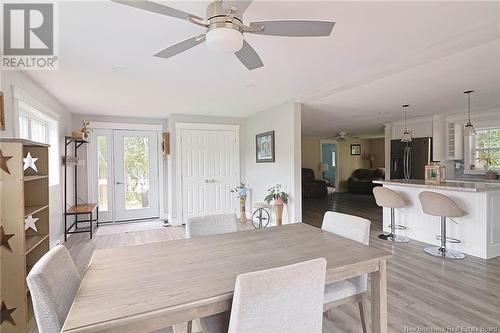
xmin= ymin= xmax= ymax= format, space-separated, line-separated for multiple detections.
xmin=90 ymin=211 xmax=93 ymax=240
xmin=371 ymin=259 xmax=387 ymax=333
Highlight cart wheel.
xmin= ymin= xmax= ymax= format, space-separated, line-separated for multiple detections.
xmin=252 ymin=208 xmax=271 ymax=229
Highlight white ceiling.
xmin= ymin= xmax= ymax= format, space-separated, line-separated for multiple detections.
xmin=27 ymin=1 xmax=500 ymax=135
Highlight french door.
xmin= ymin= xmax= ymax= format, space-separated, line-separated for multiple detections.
xmin=181 ymin=128 xmax=239 ymax=222
xmin=93 ymin=129 xmax=159 ymax=222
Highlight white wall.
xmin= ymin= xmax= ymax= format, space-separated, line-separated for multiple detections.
xmin=1 ymin=72 xmax=74 ymax=247
xmin=242 ymin=103 xmax=302 ymax=224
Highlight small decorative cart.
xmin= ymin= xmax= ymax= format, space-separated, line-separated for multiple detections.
xmin=251 ymin=203 xmax=273 ymax=228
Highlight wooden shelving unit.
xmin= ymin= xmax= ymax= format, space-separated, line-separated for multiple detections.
xmin=63 ymin=136 xmax=98 ymax=241
xmin=0 ymin=139 xmax=50 ymax=333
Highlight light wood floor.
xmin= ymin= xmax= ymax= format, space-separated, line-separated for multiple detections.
xmin=58 ymin=194 xmax=499 ymax=333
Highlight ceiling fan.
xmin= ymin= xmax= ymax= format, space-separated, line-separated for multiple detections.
xmin=327 ymin=131 xmax=360 ymax=142
xmin=111 ymin=0 xmax=335 ymax=70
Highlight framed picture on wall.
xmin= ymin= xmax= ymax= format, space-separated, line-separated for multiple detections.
xmin=351 ymin=144 xmax=361 ymax=156
xmin=256 ymin=131 xmax=275 ymax=163
xmin=0 ymin=91 xmax=5 ymax=131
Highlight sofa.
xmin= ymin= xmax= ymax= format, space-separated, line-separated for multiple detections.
xmin=302 ymin=168 xmax=328 ymax=198
xmin=347 ymin=168 xmax=385 ymax=194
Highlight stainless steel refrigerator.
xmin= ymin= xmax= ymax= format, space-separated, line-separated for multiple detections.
xmin=390 ymin=137 xmax=433 ymax=180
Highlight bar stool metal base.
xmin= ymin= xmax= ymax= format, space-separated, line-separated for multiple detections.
xmin=424 ymin=246 xmax=466 ymax=259
xmin=378 ymin=233 xmax=410 ymax=243
xmin=378 ymin=207 xmax=410 ymax=243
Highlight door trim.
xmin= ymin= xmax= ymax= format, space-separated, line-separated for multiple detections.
xmin=87 ymin=122 xmax=164 ymax=222
xmin=175 ymin=122 xmax=240 ymax=225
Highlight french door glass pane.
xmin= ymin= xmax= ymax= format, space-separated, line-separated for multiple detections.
xmin=124 ymin=136 xmax=150 ymax=210
xmin=97 ymin=136 xmax=109 ymax=212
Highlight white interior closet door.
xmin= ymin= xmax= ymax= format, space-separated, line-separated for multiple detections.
xmin=181 ymin=128 xmax=239 ymax=223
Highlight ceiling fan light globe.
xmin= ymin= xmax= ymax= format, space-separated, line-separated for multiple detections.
xmin=206 ymin=27 xmax=244 ymax=53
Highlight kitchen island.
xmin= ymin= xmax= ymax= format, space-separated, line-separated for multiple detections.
xmin=374 ymin=179 xmax=500 ymax=259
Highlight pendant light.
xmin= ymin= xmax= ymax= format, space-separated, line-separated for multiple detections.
xmin=401 ymin=104 xmax=412 ymax=143
xmin=463 ymin=90 xmax=477 ymax=136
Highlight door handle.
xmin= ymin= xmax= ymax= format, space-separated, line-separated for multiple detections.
xmin=115 ymin=181 xmax=124 ymax=185
xmin=205 ymin=179 xmax=216 ymax=183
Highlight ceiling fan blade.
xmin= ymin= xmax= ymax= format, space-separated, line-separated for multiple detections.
xmin=235 ymin=40 xmax=263 ymax=70
xmin=249 ymin=20 xmax=335 ymax=37
xmin=111 ymin=0 xmax=203 ymax=21
xmin=228 ymin=0 xmax=253 ymax=14
xmin=154 ymin=34 xmax=205 ymax=59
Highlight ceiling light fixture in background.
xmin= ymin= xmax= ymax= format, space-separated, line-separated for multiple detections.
xmin=463 ymin=90 xmax=477 ymax=136
xmin=401 ymin=104 xmax=412 ymax=143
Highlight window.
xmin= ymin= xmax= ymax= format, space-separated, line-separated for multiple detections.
xmin=18 ymin=102 xmax=49 ymax=143
xmin=468 ymin=128 xmax=500 ymax=171
xmin=16 ymin=98 xmax=60 ymax=186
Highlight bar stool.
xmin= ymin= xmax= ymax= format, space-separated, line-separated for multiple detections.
xmin=373 ymin=186 xmax=410 ymax=243
xmin=419 ymin=191 xmax=466 ymax=260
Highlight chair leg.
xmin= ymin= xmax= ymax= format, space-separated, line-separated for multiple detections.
xmin=187 ymin=320 xmax=192 ymax=333
xmin=358 ymin=295 xmax=369 ymax=333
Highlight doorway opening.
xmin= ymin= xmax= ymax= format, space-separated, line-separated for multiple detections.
xmin=320 ymin=140 xmax=338 ymax=193
xmin=91 ymin=129 xmax=160 ymax=223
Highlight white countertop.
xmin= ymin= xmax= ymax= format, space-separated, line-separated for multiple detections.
xmin=374 ymin=179 xmax=500 ymax=192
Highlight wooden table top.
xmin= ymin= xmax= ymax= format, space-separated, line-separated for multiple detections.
xmin=63 ymin=223 xmax=390 ymax=332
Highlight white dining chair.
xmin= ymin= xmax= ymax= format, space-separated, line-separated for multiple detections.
xmin=321 ymin=211 xmax=371 ymax=333
xmin=185 ymin=213 xmax=239 ymax=332
xmin=186 ymin=213 xmax=239 ymax=238
xmin=27 ymin=246 xmax=174 ymax=333
xmin=201 ymin=258 xmax=327 ymax=333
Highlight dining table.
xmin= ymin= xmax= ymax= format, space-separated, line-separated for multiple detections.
xmin=63 ymin=223 xmax=391 ymax=333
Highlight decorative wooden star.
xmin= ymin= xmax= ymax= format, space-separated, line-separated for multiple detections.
xmin=24 ymin=215 xmax=39 ymax=232
xmin=1 ymin=300 xmax=16 ymax=326
xmin=0 ymin=149 xmax=13 ymax=175
xmin=0 ymin=226 xmax=14 ymax=252
xmin=23 ymin=152 xmax=38 ymax=172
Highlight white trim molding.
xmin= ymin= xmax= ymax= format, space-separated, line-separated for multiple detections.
xmin=91 ymin=121 xmax=162 ymax=131
xmin=175 ymin=122 xmax=240 ymax=131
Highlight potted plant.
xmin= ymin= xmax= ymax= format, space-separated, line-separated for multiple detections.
xmin=264 ymin=184 xmax=289 ymax=226
xmin=477 ymin=150 xmax=499 ymax=180
xmin=231 ymin=183 xmax=248 ymax=223
xmin=73 ymin=119 xmax=93 ymax=141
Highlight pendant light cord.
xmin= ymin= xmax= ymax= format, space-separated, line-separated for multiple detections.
xmin=464 ymin=90 xmax=474 ymax=123
xmin=468 ymin=93 xmax=471 ymax=122
xmin=402 ymin=104 xmax=409 ymax=131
